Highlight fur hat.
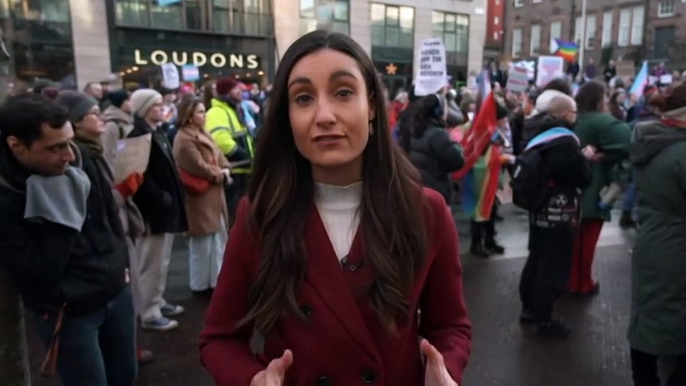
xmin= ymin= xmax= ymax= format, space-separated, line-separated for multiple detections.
xmin=130 ymin=89 xmax=162 ymax=117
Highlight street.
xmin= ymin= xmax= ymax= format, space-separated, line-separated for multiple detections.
xmin=27 ymin=204 xmax=635 ymax=386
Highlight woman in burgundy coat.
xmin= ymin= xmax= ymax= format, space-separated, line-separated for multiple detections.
xmin=199 ymin=30 xmax=472 ymax=386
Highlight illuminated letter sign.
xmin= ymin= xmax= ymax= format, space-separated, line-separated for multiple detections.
xmin=133 ymin=50 xmax=260 ymax=69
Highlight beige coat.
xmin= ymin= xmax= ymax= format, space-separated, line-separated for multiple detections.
xmin=172 ymin=125 xmax=230 ymax=237
xmin=99 ymin=105 xmax=145 ymax=239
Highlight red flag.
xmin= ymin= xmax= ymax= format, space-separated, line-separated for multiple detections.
xmin=452 ymin=92 xmax=498 ymax=180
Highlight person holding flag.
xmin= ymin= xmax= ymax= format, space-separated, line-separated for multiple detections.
xmin=453 ymin=70 xmax=514 ymax=257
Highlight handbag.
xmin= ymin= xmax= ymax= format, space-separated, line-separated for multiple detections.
xmin=179 ymin=168 xmax=210 ymax=195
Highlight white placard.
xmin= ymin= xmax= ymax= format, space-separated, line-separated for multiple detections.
xmin=414 ymin=38 xmax=447 ymax=97
xmin=660 ymin=74 xmax=673 ymax=84
xmin=536 ymin=56 xmax=565 ymax=87
xmin=161 ymin=63 xmax=180 ymax=89
xmin=506 ymin=66 xmax=529 ymax=92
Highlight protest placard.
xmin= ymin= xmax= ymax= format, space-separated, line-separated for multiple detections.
xmin=414 ymin=38 xmax=447 ymax=96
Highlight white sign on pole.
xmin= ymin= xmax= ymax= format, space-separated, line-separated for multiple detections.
xmin=506 ymin=66 xmax=529 ymax=92
xmin=536 ymin=56 xmax=565 ymax=87
xmin=161 ymin=63 xmax=180 ymax=89
xmin=414 ymin=38 xmax=447 ymax=96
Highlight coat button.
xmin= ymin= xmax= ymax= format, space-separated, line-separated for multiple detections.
xmin=316 ymin=376 xmax=332 ymax=386
xmin=300 ymin=304 xmax=313 ymax=319
xmin=361 ymin=369 xmax=376 ymax=383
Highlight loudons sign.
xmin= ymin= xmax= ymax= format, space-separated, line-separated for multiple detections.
xmin=134 ymin=49 xmax=259 ymax=69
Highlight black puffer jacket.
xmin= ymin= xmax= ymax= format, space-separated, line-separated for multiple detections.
xmin=408 ymin=125 xmax=464 ymax=203
xmin=129 ymin=116 xmax=188 ymax=234
xmin=0 ymin=143 xmax=128 ymax=316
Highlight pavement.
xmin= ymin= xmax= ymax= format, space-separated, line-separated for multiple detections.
xmin=26 ymin=204 xmax=636 ymax=386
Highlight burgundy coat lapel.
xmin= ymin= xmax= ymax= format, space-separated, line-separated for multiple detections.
xmin=304 ymin=208 xmax=380 ymax=363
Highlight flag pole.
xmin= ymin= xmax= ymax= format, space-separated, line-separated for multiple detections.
xmin=579 ymin=0 xmax=587 ymax=71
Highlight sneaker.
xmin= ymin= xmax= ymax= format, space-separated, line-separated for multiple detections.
xmin=519 ymin=309 xmax=538 ymax=324
xmin=141 ymin=317 xmax=179 ymax=331
xmin=137 ymin=348 xmax=154 ymax=366
xmin=161 ymin=303 xmax=185 ymax=317
xmin=535 ymin=319 xmax=571 ymax=339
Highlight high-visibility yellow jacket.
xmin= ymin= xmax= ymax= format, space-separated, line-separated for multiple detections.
xmin=205 ymin=98 xmax=254 ymax=174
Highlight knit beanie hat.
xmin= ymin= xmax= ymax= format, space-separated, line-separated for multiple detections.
xmin=216 ymin=77 xmax=239 ymax=96
xmin=105 ymin=89 xmax=130 ymax=109
xmin=55 ymin=90 xmax=98 ymax=123
xmin=130 ymin=89 xmax=163 ymax=117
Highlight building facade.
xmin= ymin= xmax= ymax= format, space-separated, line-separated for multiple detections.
xmin=273 ymin=0 xmax=488 ymax=95
xmin=645 ymin=0 xmax=686 ymax=68
xmin=2 ymin=0 xmax=486 ymax=93
xmin=503 ymin=0 xmax=647 ymax=67
xmin=483 ymin=0 xmax=504 ymax=61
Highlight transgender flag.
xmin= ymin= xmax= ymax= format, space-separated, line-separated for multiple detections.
xmin=629 ymin=61 xmax=649 ymax=99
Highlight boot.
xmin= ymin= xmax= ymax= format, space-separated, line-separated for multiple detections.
xmin=484 ymin=219 xmax=505 ymax=254
xmin=470 ymin=221 xmax=491 ymax=257
xmin=619 ymin=210 xmax=636 ymax=229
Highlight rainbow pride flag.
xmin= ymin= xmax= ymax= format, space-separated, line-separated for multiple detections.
xmin=461 ymin=145 xmax=502 ymax=221
xmin=553 ymin=38 xmax=579 ymax=62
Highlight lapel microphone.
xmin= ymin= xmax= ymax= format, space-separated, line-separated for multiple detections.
xmin=341 ymin=255 xmax=364 ymax=272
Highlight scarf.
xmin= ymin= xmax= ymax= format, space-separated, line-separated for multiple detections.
xmin=218 ymin=95 xmax=246 ymax=125
xmin=73 ymin=132 xmax=104 ymax=156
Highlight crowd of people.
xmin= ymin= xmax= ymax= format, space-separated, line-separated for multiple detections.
xmin=0 ymin=29 xmax=684 ymax=386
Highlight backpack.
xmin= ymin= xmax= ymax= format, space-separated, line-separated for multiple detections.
xmin=510 ymin=143 xmax=554 ymax=211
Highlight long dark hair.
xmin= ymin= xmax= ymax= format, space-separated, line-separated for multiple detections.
xmin=575 ymin=81 xmax=606 ymax=114
xmin=410 ymin=94 xmax=445 ymax=139
xmin=176 ymin=95 xmax=202 ymax=128
xmin=240 ymin=30 xmax=428 ymax=334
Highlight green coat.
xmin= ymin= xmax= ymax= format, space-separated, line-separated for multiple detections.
xmin=627 ymin=121 xmax=686 ymax=355
xmin=574 ymin=112 xmax=631 ymax=221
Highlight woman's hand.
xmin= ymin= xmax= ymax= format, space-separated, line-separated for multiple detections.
xmin=222 ymin=168 xmax=233 ymax=185
xmin=250 ymin=350 xmax=293 ymax=386
xmin=421 ymin=339 xmax=458 ymax=386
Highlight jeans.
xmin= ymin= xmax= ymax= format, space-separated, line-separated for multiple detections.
xmin=34 ymin=285 xmax=137 ymax=386
xmin=624 ymin=181 xmax=637 ymax=212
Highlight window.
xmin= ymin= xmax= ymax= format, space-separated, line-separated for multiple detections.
xmin=549 ymin=21 xmax=561 ymax=53
xmin=512 ymin=28 xmax=522 ymax=58
xmin=431 ymin=11 xmax=469 ymax=53
xmin=532 ymin=0 xmax=542 ymax=3
xmin=601 ymin=11 xmax=613 ymax=47
xmin=631 ymin=6 xmax=644 ymax=46
xmin=618 ymin=9 xmax=631 ymax=47
xmin=370 ymin=4 xmax=414 ymax=48
xmin=301 ymin=0 xmax=349 ymax=35
xmin=658 ymin=0 xmax=675 ymax=18
xmin=114 ymin=0 xmax=273 ymax=35
xmin=574 ymin=16 xmax=582 ymax=46
xmin=585 ymin=14 xmax=596 ymax=50
xmin=514 ymin=0 xmax=524 ymax=7
xmin=530 ymin=24 xmax=541 ymax=55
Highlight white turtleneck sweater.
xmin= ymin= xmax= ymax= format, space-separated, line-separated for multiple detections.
xmin=314 ymin=182 xmax=362 ymax=262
